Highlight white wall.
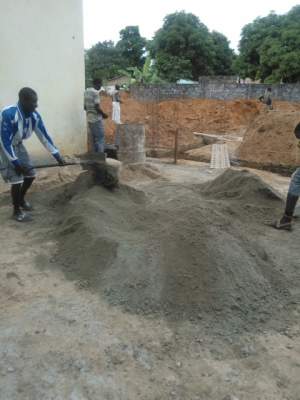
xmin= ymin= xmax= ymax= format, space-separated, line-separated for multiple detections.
xmin=0 ymin=0 xmax=86 ymax=161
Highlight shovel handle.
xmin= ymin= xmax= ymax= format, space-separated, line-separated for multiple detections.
xmin=33 ymin=162 xmax=78 ymax=169
xmin=33 ymin=160 xmax=104 ymax=169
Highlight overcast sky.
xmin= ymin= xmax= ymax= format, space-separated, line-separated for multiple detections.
xmin=83 ymin=0 xmax=299 ymax=51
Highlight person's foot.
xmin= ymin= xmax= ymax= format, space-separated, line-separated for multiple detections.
xmin=13 ymin=209 xmax=32 ymax=223
xmin=20 ymin=200 xmax=34 ymax=211
xmin=273 ymin=215 xmax=292 ymax=230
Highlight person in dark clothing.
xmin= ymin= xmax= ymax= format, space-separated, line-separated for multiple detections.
xmin=259 ymin=87 xmax=273 ymax=110
xmin=274 ymin=122 xmax=300 ymax=230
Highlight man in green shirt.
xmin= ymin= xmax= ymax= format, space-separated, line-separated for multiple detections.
xmin=84 ymin=78 xmax=108 ymax=152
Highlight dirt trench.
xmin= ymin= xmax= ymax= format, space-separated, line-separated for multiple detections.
xmin=101 ymin=93 xmax=300 ymax=168
xmin=101 ymin=94 xmax=261 ymax=151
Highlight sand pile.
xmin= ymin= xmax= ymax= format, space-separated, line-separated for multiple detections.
xmin=102 ymin=93 xmax=260 ymax=152
xmin=120 ymin=163 xmax=162 ymax=183
xmin=201 ymin=168 xmax=280 ymax=201
xmin=238 ymin=105 xmax=300 ymax=168
xmin=50 ymin=168 xmax=290 ymax=332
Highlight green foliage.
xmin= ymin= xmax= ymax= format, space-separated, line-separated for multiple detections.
xmin=116 ymin=26 xmax=147 ymax=68
xmin=154 ymin=55 xmax=193 ymax=82
xmin=211 ymin=31 xmax=234 ymax=75
xmin=151 ymin=12 xmax=234 ymax=82
xmin=85 ymin=41 xmax=127 ymax=86
xmin=85 ymin=26 xmax=147 ymax=86
xmin=85 ymin=7 xmax=300 ymax=86
xmin=232 ymin=55 xmax=248 ymax=79
xmin=119 ymin=56 xmax=166 ymax=85
xmin=152 ymin=12 xmax=213 ymax=82
xmin=236 ymin=6 xmax=300 ymax=82
xmin=84 ymin=15 xmax=235 ymax=85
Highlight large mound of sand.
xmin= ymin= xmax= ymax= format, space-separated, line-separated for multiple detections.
xmin=238 ymin=105 xmax=300 ymax=168
xmin=51 ymin=169 xmax=289 ymax=332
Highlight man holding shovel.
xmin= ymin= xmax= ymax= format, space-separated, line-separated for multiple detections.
xmin=274 ymin=122 xmax=300 ymax=230
xmin=0 ymin=87 xmax=65 ymax=222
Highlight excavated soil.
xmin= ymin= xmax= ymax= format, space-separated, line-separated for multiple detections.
xmin=101 ymin=93 xmax=261 ymax=151
xmin=238 ymin=105 xmax=300 ymax=168
xmin=101 ymin=93 xmax=300 ymax=168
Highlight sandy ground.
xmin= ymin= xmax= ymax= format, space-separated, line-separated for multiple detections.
xmin=0 ymin=160 xmax=299 ymax=400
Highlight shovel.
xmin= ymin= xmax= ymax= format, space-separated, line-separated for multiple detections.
xmin=33 ymin=152 xmax=106 ymax=169
xmin=32 ymin=153 xmax=119 ymax=189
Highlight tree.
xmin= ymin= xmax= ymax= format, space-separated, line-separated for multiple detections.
xmin=116 ymin=26 xmax=147 ymax=68
xmin=211 ymin=31 xmax=234 ymax=75
xmin=85 ymin=41 xmax=127 ymax=85
xmin=236 ymin=6 xmax=300 ymax=82
xmin=271 ymin=6 xmax=300 ymax=83
xmin=152 ymin=12 xmax=216 ymax=82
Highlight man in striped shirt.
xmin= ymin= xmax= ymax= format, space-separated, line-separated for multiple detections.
xmin=0 ymin=88 xmax=65 ymax=222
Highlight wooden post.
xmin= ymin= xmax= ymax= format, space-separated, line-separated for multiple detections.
xmin=174 ymin=103 xmax=179 ymax=164
xmin=174 ymin=128 xmax=179 ymax=164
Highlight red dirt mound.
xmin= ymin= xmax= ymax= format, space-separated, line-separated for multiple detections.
xmin=238 ymin=103 xmax=300 ymax=168
xmin=101 ymin=93 xmax=261 ymax=151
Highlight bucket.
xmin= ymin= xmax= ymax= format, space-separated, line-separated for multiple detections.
xmin=116 ymin=123 xmax=146 ymax=164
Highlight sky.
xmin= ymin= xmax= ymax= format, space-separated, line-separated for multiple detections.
xmin=83 ymin=0 xmax=300 ymax=51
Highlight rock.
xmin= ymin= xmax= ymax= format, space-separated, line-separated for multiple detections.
xmin=283 ymin=330 xmax=294 ymax=339
xmin=73 ymin=360 xmax=86 ymax=371
xmin=240 ymin=344 xmax=256 ymax=357
xmin=223 ymin=396 xmax=239 ymax=400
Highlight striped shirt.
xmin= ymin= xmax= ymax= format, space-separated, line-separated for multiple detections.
xmin=0 ymin=104 xmax=58 ymax=166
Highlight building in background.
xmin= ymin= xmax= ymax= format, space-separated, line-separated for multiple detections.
xmin=106 ymin=76 xmax=130 ymax=88
xmin=0 ymin=0 xmax=86 ymax=161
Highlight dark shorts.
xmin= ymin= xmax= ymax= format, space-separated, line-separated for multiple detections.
xmin=0 ymin=143 xmax=36 ymax=185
